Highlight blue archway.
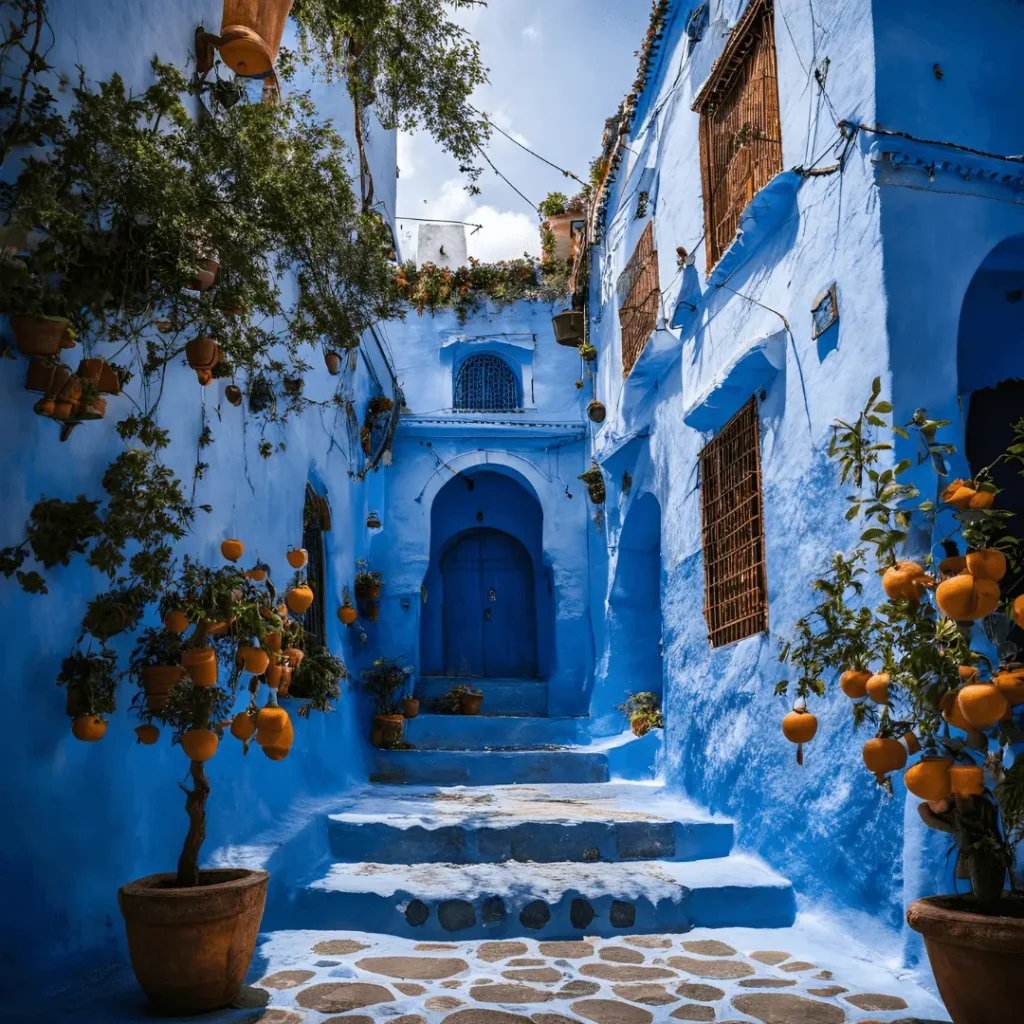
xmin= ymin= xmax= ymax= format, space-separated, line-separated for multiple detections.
xmin=420 ymin=470 xmax=553 ymax=679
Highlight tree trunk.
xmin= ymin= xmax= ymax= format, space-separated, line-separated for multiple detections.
xmin=176 ymin=758 xmax=210 ymax=887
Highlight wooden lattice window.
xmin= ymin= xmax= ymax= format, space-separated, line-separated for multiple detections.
xmin=693 ymin=0 xmax=782 ymax=271
xmin=301 ymin=483 xmax=331 ymax=649
xmin=453 ymin=353 xmax=521 ymax=412
xmin=619 ymin=222 xmax=660 ymax=378
xmin=698 ymin=399 xmax=768 ymax=647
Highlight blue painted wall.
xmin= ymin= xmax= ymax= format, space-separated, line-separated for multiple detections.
xmin=585 ymin=0 xmax=1024 ymax=962
xmin=0 ymin=0 xmax=397 ymax=984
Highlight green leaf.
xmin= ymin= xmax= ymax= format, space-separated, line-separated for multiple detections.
xmin=873 ymin=401 xmax=893 ymax=414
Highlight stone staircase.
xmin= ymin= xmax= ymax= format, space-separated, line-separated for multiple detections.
xmin=268 ymin=680 xmax=797 ymax=941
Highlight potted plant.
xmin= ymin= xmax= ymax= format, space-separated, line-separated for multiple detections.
xmin=57 ymin=648 xmax=118 ymax=736
xmin=402 ymin=680 xmax=420 ymax=720
xmin=287 ymin=644 xmax=346 ymax=715
xmin=218 ymin=0 xmax=294 ymax=78
xmin=355 ymin=560 xmax=383 ymax=621
xmin=337 ymin=585 xmax=358 ymax=625
xmin=431 ymin=683 xmax=483 ymax=715
xmin=579 ymin=465 xmax=606 ymax=504
xmin=578 ymin=342 xmax=597 ymax=362
xmin=129 ymin=628 xmax=187 ymax=714
xmin=777 ymin=380 xmax=1024 ymax=1024
xmin=459 ymin=684 xmax=484 ymax=715
xmin=366 ymin=510 xmax=382 ymax=529
xmin=617 ymin=692 xmax=664 ymax=737
xmin=113 ymin=547 xmax=333 ymax=1013
xmin=361 ymin=656 xmax=409 ymax=748
xmin=553 ymin=310 xmax=584 ymax=346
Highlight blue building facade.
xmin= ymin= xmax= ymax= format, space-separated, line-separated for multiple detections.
xmin=585 ymin=0 xmax=1024 ymax=958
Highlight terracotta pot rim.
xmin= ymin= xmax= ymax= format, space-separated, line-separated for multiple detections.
xmin=907 ymin=894 xmax=1024 ymax=951
xmin=120 ymin=867 xmax=267 ymax=896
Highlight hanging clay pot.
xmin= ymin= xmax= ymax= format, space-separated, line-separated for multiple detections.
xmin=141 ymin=665 xmax=185 ymax=713
xmin=366 ymin=511 xmax=382 ymax=529
xmin=188 ymin=256 xmax=219 ymax=293
xmin=338 ymin=604 xmax=358 ymax=626
xmin=965 ymin=549 xmax=1007 ymax=582
xmin=905 ymin=757 xmax=952 ymax=801
xmin=286 ymin=584 xmax=314 ymax=615
xmin=862 ymin=737 xmax=907 ymax=783
xmin=186 ymin=336 xmax=221 ymax=378
xmin=219 ymin=0 xmax=294 ymax=77
xmin=181 ymin=648 xmax=218 ymax=688
xmin=402 ymin=697 xmax=420 ymax=719
xmin=949 ymin=764 xmax=985 ymax=798
xmin=181 ymin=729 xmax=219 ymax=762
xmin=12 ymin=315 xmax=75 ymax=357
xmin=935 ymin=574 xmax=1000 ymax=621
xmin=993 ymin=665 xmax=1024 ymax=706
xmin=866 ymin=672 xmax=891 ymax=704
xmin=225 ymin=384 xmax=243 ymax=406
xmin=26 ymin=358 xmax=69 ymax=395
xmin=325 ymin=351 xmax=342 ymax=375
xmin=882 ymin=561 xmax=932 ymax=601
xmin=588 ymin=401 xmax=607 ymax=423
xmin=77 ymin=396 xmax=107 ymax=421
xmin=77 ymin=357 xmax=121 ymax=394
xmin=957 ymin=682 xmax=1008 ymax=731
xmin=840 ymin=668 xmax=871 ymax=699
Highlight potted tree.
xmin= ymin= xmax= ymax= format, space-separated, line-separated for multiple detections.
xmin=431 ymin=683 xmax=484 ymax=715
xmin=361 ymin=656 xmax=409 ymax=747
xmin=110 ymin=547 xmax=326 ymax=1014
xmin=777 ymin=381 xmax=1024 ymax=1024
xmin=58 ymin=648 xmax=118 ymax=737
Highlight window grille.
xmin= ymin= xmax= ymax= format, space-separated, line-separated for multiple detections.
xmin=694 ymin=0 xmax=783 ymax=270
xmin=453 ymin=354 xmax=521 ymax=412
xmin=698 ymin=398 xmax=768 ymax=647
xmin=618 ymin=222 xmax=660 ymax=378
xmin=301 ymin=483 xmax=330 ymax=649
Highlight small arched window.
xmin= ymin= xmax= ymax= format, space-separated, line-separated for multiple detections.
xmin=453 ymin=354 xmax=521 ymax=412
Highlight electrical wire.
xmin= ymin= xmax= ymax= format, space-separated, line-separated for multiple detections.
xmin=471 ymin=105 xmax=587 ymax=187
xmin=476 ymin=145 xmax=537 ymax=212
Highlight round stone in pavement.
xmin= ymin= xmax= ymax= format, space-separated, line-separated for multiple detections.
xmin=313 ymin=939 xmax=370 ymax=955
xmin=503 ymin=968 xmax=564 ymax=983
xmin=844 ymin=994 xmax=909 ymax=1011
xmin=676 ymin=983 xmax=725 ymax=1002
xmin=395 ymin=983 xmax=428 ymax=996
xmin=427 ymin=996 xmax=466 ymax=1010
xmin=668 ymin=956 xmax=754 ymax=979
xmin=322 ymin=1017 xmax=373 ymax=1024
xmin=443 ymin=1010 xmax=535 ymax=1024
xmin=737 ymin=979 xmax=795 ymax=989
xmin=600 ymin=946 xmax=645 ymax=964
xmin=470 ymin=983 xmax=554 ymax=1003
xmin=406 ymin=900 xmax=430 ymax=927
xmin=624 ymin=936 xmax=672 ymax=949
xmin=295 ymin=983 xmax=396 ymax=1013
xmin=559 ymin=981 xmax=602 ymax=997
xmin=539 ymin=942 xmax=595 ymax=959
xmin=731 ymin=993 xmax=846 ymax=1024
xmin=669 ymin=1005 xmax=715 ymax=1022
xmin=256 ymin=1012 xmax=305 ymax=1024
xmin=807 ymin=987 xmax=847 ymax=998
xmin=443 ymin=981 xmax=464 ymax=989
xmin=479 ymin=941 xmax=530 ymax=962
xmin=520 ymin=900 xmax=552 ymax=929
xmin=580 ymin=964 xmax=676 ymax=982
xmin=569 ymin=998 xmax=654 ymax=1024
xmin=533 ymin=1016 xmax=583 ymax=1024
xmin=260 ymin=970 xmax=316 ymax=990
xmin=440 ymin=900 xmax=478 ymax=931
xmin=417 ymin=943 xmax=460 ymax=951
xmin=778 ymin=961 xmax=817 ymax=973
xmin=612 ymin=983 xmax=678 ymax=1005
xmin=682 ymin=940 xmax=737 ymax=957
xmin=509 ymin=959 xmax=548 ymax=967
xmin=748 ymin=951 xmax=791 ymax=966
xmin=356 ymin=956 xmax=469 ymax=979
xmin=391 ymin=1017 xmax=427 ymax=1024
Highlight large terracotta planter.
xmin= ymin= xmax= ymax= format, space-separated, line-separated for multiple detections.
xmin=119 ymin=868 xmax=268 ymax=1014
xmin=460 ymin=692 xmax=484 ymax=716
xmin=907 ymin=894 xmax=1024 ymax=1024
xmin=220 ymin=0 xmax=294 ymax=77
xmin=372 ymin=714 xmax=403 ymax=748
xmin=552 ymin=310 xmax=584 ymax=347
xmin=12 ymin=315 xmax=74 ymax=357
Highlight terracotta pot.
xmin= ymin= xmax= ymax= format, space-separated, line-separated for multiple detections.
xmin=325 ymin=351 xmax=342 ymax=375
xmin=12 ymin=315 xmax=73 ymax=357
xmin=402 ymin=697 xmax=420 ymax=719
xmin=187 ymin=256 xmax=219 ymax=293
xmin=587 ymin=400 xmax=606 ymax=423
xmin=25 ymin=358 xmax=67 ymax=394
xmin=220 ymin=0 xmax=294 ymax=77
xmin=185 ymin=336 xmax=221 ymax=372
xmin=77 ymin=357 xmax=121 ymax=394
xmin=373 ymin=714 xmax=404 ymax=748
xmin=907 ymin=894 xmax=1024 ymax=1024
xmin=338 ymin=605 xmax=358 ymax=626
xmin=225 ymin=384 xmax=243 ymax=407
xmin=77 ymin=396 xmax=107 ymax=420
xmin=141 ymin=665 xmax=185 ymax=713
xmin=552 ymin=310 xmax=584 ymax=346
xmin=460 ymin=692 xmax=484 ymax=715
xmin=181 ymin=648 xmax=217 ymax=688
xmin=118 ymin=868 xmax=269 ymax=1014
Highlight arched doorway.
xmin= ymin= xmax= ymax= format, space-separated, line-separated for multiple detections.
xmin=957 ymin=235 xmax=1024 ymax=641
xmin=420 ymin=469 xmax=553 ymax=679
xmin=441 ymin=528 xmax=537 ymax=677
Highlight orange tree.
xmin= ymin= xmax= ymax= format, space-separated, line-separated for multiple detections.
xmin=778 ymin=379 xmax=1024 ymax=908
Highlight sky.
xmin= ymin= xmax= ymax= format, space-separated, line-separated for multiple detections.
xmin=394 ymin=0 xmax=652 ymax=263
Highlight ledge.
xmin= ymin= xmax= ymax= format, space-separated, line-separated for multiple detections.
xmin=397 ymin=415 xmax=586 ymax=440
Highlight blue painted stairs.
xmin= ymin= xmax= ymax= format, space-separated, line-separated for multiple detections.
xmin=266 ymin=684 xmax=797 ymax=940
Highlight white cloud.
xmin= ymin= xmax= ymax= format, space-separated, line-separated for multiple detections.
xmin=403 ymin=177 xmax=540 ymax=264
xmin=522 ymin=23 xmax=541 ymax=43
xmin=486 ymin=106 xmax=530 ymax=148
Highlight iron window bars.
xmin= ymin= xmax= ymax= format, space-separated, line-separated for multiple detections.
xmin=694 ymin=0 xmax=783 ymax=271
xmin=698 ymin=398 xmax=768 ymax=647
xmin=453 ymin=353 xmax=522 ymax=412
xmin=619 ymin=222 xmax=660 ymax=378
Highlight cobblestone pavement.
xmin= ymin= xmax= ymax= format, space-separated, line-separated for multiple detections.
xmin=20 ymin=921 xmax=952 ymax=1023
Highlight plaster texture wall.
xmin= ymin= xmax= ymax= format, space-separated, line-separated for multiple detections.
xmin=367 ymin=298 xmax=595 ymax=715
xmin=585 ymin=0 xmax=1024 ymax=954
xmin=0 ymin=0 xmax=398 ymax=985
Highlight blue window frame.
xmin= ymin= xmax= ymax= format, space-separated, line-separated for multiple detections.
xmin=453 ymin=354 xmax=522 ymax=412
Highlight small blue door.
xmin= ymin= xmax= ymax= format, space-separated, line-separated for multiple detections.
xmin=442 ymin=528 xmax=537 ymax=678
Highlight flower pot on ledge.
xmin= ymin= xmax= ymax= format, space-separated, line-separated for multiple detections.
xmin=118 ymin=868 xmax=268 ymax=1014
xmin=907 ymin=894 xmax=1024 ymax=1024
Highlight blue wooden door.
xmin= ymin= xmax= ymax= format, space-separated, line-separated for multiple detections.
xmin=442 ymin=529 xmax=537 ymax=678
